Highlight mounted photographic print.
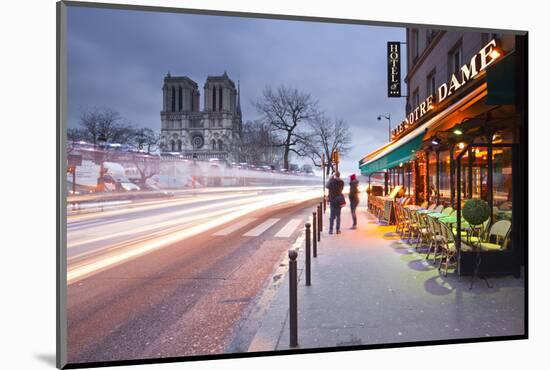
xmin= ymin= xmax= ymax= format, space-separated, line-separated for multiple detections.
xmin=57 ymin=1 xmax=528 ymax=368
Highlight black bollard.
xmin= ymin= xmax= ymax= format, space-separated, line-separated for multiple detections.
xmin=317 ymin=205 xmax=322 ymax=239
xmin=288 ymin=250 xmax=298 ymax=348
xmin=305 ymin=223 xmax=311 ymax=286
xmin=323 ymin=196 xmax=327 ymax=213
xmin=312 ymin=212 xmax=317 ymax=258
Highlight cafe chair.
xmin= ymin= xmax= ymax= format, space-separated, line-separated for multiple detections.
xmin=425 ymin=215 xmax=444 ymax=264
xmin=414 ymin=212 xmax=431 ymax=250
xmin=434 ymin=204 xmax=444 ymax=213
xmin=441 ymin=206 xmax=454 ymax=216
xmin=479 ymin=220 xmax=512 ymax=251
xmin=404 ymin=208 xmax=418 ymax=244
xmin=420 ymin=201 xmax=429 ymax=209
xmin=438 ymin=220 xmax=472 ymax=276
xmin=427 ymin=203 xmax=436 ymax=210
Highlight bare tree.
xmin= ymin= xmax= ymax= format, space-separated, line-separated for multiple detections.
xmin=234 ymin=120 xmax=282 ymax=166
xmin=254 ymin=86 xmax=319 ymax=170
xmin=301 ymin=115 xmax=352 ymax=175
xmin=130 ymin=153 xmax=160 ymax=187
xmin=131 ymin=127 xmax=160 ymax=154
xmin=79 ymin=107 xmax=134 ymax=145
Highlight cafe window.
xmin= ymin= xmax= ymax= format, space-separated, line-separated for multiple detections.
xmin=439 ymin=150 xmax=451 ymax=202
xmin=492 ymin=147 xmax=513 ymax=222
xmin=428 ymin=151 xmax=438 ymax=201
xmin=448 ymin=41 xmax=462 ymax=76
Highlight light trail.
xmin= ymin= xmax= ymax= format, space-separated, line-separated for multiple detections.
xmin=67 ymin=188 xmax=321 ymax=284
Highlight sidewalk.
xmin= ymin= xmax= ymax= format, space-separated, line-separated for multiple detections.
xmin=245 ymin=204 xmax=525 ymax=351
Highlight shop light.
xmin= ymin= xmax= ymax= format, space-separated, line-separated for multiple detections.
xmin=453 ymin=129 xmax=463 ymax=135
xmin=490 ymin=49 xmax=501 ymax=59
xmin=431 ymin=138 xmax=441 ymax=145
xmin=458 ymin=142 xmax=465 ymax=149
xmin=399 ymin=162 xmax=403 ymax=167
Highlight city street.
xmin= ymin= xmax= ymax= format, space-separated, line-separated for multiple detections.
xmin=66 ymin=185 xmax=322 ymax=363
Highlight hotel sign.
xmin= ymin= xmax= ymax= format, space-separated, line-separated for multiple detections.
xmin=387 ymin=42 xmax=401 ymax=97
xmin=391 ymin=39 xmax=501 ymax=140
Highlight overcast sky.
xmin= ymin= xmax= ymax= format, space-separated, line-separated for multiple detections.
xmin=67 ymin=5 xmax=406 ymax=174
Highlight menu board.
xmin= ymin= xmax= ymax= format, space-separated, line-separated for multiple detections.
xmin=388 ymin=185 xmax=403 ymax=199
xmin=383 ymin=199 xmax=393 ymax=222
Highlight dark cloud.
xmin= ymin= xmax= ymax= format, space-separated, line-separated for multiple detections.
xmin=67 ymin=5 xmax=406 ymax=173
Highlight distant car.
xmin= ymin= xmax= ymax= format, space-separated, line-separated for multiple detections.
xmin=120 ymin=182 xmax=140 ymax=191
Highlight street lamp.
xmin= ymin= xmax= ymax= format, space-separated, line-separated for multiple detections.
xmin=96 ymin=135 xmax=107 ymax=192
xmin=377 ymin=114 xmax=391 ymax=142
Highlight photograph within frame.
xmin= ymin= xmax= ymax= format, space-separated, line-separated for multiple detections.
xmin=57 ymin=1 xmax=528 ymax=368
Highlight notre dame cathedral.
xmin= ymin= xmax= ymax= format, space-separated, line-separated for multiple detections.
xmin=160 ymin=71 xmax=242 ymax=160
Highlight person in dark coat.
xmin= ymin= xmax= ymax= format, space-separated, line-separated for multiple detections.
xmin=349 ymin=174 xmax=359 ymax=229
xmin=326 ymin=171 xmax=345 ymax=234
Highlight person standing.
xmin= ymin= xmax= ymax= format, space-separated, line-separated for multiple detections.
xmin=326 ymin=171 xmax=345 ymax=234
xmin=349 ymin=174 xmax=359 ymax=229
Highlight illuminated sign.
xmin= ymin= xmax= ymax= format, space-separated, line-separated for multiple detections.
xmin=387 ymin=42 xmax=401 ymax=97
xmin=391 ymin=39 xmax=501 ymax=139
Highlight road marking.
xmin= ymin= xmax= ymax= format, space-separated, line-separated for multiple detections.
xmin=274 ymin=218 xmax=302 ymax=238
xmin=213 ymin=218 xmax=257 ymax=236
xmin=243 ymin=218 xmax=280 ymax=237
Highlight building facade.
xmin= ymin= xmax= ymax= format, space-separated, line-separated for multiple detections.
xmin=160 ymin=71 xmax=242 ymax=160
xmin=360 ymin=28 xmax=527 ymax=276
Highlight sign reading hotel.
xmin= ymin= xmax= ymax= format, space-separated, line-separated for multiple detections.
xmin=391 ymin=39 xmax=501 ymax=140
xmin=387 ymin=42 xmax=401 ymax=97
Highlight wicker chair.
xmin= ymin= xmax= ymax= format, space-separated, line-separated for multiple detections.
xmin=425 ymin=215 xmax=444 ymax=264
xmin=479 ymin=220 xmax=512 ymax=251
xmin=438 ymin=220 xmax=472 ymax=276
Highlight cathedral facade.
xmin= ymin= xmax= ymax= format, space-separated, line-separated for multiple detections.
xmin=160 ymin=71 xmax=242 ymax=160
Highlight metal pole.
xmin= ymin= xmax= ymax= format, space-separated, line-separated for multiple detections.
xmin=72 ymin=168 xmax=76 ymax=195
xmin=388 ymin=114 xmax=391 ymax=142
xmin=312 ymin=213 xmax=317 ymax=258
xmin=288 ymin=250 xmax=298 ymax=347
xmin=305 ymin=223 xmax=311 ymax=286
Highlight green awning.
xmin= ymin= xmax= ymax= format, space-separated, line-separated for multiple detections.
xmin=486 ymin=52 xmax=515 ymax=105
xmin=359 ymin=132 xmax=424 ymax=175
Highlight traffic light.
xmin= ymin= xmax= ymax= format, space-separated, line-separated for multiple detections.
xmin=331 ymin=150 xmax=339 ymax=163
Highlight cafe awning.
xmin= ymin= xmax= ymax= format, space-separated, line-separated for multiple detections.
xmin=360 ymin=131 xmax=425 ymax=175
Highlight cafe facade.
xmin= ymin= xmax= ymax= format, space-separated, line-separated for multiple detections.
xmin=359 ymin=29 xmax=527 ymax=276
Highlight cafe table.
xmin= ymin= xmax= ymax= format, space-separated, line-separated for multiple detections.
xmin=427 ymin=212 xmax=446 ymax=218
xmin=438 ymin=215 xmax=457 ymax=224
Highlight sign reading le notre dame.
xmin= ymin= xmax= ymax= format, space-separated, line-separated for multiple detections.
xmin=387 ymin=41 xmax=401 ymax=97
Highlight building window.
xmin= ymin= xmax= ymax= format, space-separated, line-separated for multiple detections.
xmin=213 ymin=86 xmax=217 ymax=112
xmin=426 ymin=29 xmax=437 ymax=45
xmin=212 ymin=140 xmax=217 ymax=150
xmin=171 ymin=140 xmax=175 ymax=152
xmin=427 ymin=69 xmax=436 ymax=98
xmin=218 ymin=140 xmax=223 ymax=151
xmin=178 ymin=86 xmax=182 ymax=111
xmin=177 ymin=140 xmax=182 ymax=151
xmin=411 ymin=29 xmax=419 ymax=63
xmin=171 ymin=86 xmax=176 ymax=112
xmin=482 ymin=32 xmax=500 ymax=45
xmin=191 ymin=92 xmax=194 ymax=112
xmin=412 ymin=88 xmax=420 ymax=109
xmin=219 ymin=87 xmax=223 ymax=111
xmin=449 ymin=41 xmax=462 ymax=76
